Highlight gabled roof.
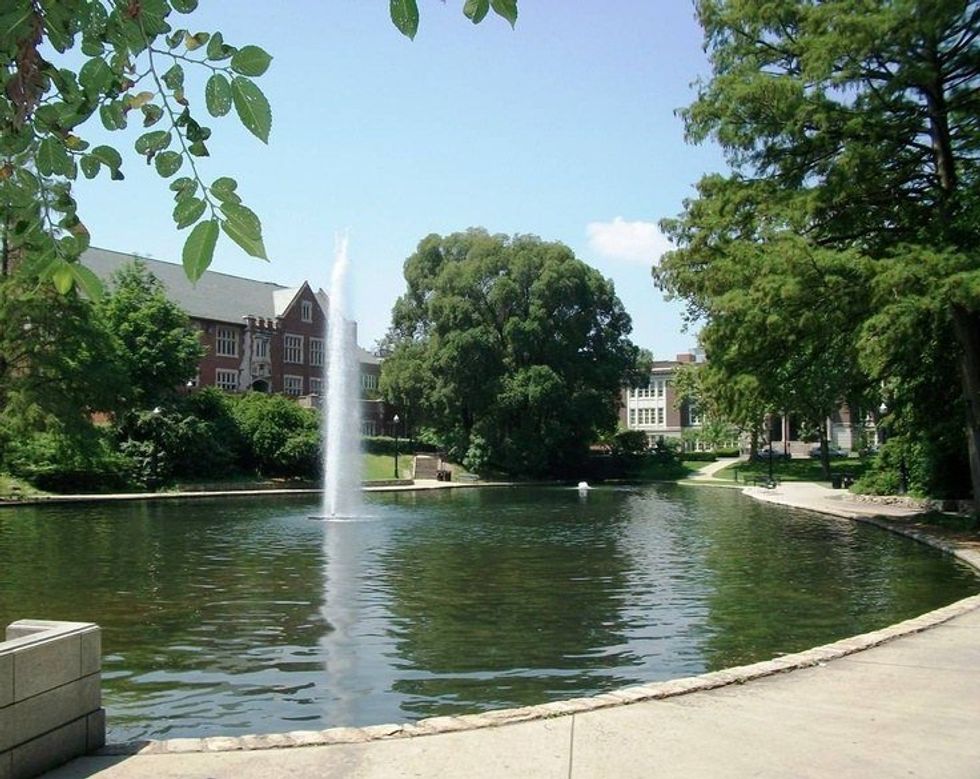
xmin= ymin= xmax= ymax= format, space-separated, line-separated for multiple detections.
xmin=81 ymin=247 xmax=328 ymax=326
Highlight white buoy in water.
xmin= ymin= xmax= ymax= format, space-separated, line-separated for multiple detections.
xmin=578 ymin=481 xmax=590 ymax=490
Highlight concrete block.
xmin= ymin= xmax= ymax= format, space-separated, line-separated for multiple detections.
xmin=0 ymin=675 xmax=100 ymax=753
xmin=11 ymin=634 xmax=81 ymax=701
xmin=0 ymin=654 xmax=11 ymax=708
xmin=80 ymin=629 xmax=101 ymax=675
xmin=10 ymin=717 xmax=86 ymax=779
xmin=86 ymin=708 xmax=106 ymax=751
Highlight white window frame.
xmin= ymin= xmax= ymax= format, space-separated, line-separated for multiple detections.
xmin=301 ymin=300 xmax=313 ymax=322
xmin=284 ymin=374 xmax=303 ymax=396
xmin=361 ymin=372 xmax=378 ymax=390
xmin=310 ymin=337 xmax=324 ymax=368
xmin=310 ymin=377 xmax=323 ymax=396
xmin=253 ymin=336 xmax=269 ymax=359
xmin=215 ymin=326 xmax=238 ymax=358
xmin=284 ymin=333 xmax=304 ymax=364
xmin=215 ymin=369 xmax=238 ymax=391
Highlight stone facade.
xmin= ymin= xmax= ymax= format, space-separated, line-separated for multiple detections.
xmin=82 ymin=248 xmax=383 ymax=405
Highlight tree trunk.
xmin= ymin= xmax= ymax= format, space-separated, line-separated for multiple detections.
xmin=818 ymin=428 xmax=831 ymax=481
xmin=951 ymin=305 xmax=980 ymax=513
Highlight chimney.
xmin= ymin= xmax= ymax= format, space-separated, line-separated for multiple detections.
xmin=676 ymin=353 xmax=695 ymax=364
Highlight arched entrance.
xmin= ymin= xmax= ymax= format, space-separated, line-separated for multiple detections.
xmin=251 ymin=379 xmax=270 ymax=393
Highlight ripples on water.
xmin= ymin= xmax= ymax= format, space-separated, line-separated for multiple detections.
xmin=0 ymin=486 xmax=975 ymax=740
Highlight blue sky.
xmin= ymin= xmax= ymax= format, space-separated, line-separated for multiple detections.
xmin=74 ymin=1 xmax=725 ymax=358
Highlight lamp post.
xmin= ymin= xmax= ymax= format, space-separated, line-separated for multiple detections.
xmin=393 ymin=414 xmax=400 ymax=479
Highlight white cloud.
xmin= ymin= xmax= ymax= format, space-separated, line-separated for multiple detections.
xmin=586 ymin=217 xmax=672 ymax=265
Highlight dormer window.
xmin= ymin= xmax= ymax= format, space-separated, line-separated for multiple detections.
xmin=301 ymin=300 xmax=313 ymax=322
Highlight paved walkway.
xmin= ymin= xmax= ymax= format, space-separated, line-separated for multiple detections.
xmin=686 ymin=456 xmax=744 ymax=482
xmin=41 ymin=480 xmax=980 ymax=778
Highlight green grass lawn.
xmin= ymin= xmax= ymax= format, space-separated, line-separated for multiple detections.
xmin=713 ymin=457 xmax=872 ymax=484
xmin=362 ymin=452 xmax=409 ymax=481
xmin=0 ymin=473 xmax=46 ymax=501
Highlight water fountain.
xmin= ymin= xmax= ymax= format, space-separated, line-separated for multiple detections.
xmin=320 ymin=234 xmax=361 ymax=518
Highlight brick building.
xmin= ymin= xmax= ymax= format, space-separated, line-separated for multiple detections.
xmin=621 ymin=351 xmax=873 ymax=454
xmin=83 ymin=248 xmax=384 ymax=416
xmin=619 ymin=352 xmax=705 ymax=447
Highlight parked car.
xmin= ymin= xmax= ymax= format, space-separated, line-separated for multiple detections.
xmin=753 ymin=447 xmax=789 ymax=461
xmin=809 ymin=445 xmax=846 ymax=459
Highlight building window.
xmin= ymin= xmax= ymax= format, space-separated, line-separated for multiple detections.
xmin=361 ymin=372 xmax=378 ymax=391
xmin=629 ymin=408 xmax=636 ymax=426
xmin=216 ymin=369 xmax=238 ymax=391
xmin=216 ymin=326 xmax=238 ymax=357
xmin=361 ymin=420 xmax=377 ymax=436
xmin=310 ymin=377 xmax=323 ymax=395
xmin=688 ymin=406 xmax=702 ymax=426
xmin=310 ymin=337 xmax=324 ymax=367
xmin=284 ymin=375 xmax=303 ymax=396
xmin=284 ymin=334 xmax=304 ymax=364
xmin=657 ymin=407 xmax=665 ymax=425
xmin=253 ymin=336 xmax=269 ymax=359
xmin=301 ymin=300 xmax=313 ymax=322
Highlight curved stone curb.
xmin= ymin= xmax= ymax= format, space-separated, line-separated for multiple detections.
xmin=96 ymin=489 xmax=980 ymax=758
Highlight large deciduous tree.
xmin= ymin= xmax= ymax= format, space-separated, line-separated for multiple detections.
xmin=656 ymin=0 xmax=980 ymax=503
xmin=381 ymin=229 xmax=639 ymax=476
xmin=96 ymin=259 xmax=204 ymax=410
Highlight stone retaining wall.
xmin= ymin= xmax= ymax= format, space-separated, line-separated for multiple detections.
xmin=0 ymin=620 xmax=105 ymax=779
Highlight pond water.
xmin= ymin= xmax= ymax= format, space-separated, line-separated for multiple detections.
xmin=0 ymin=485 xmax=975 ymax=741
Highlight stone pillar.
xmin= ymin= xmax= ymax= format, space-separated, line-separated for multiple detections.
xmin=0 ymin=620 xmax=105 ymax=779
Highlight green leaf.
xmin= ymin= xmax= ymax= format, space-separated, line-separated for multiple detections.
xmin=390 ymin=0 xmax=419 ymax=39
xmin=182 ymin=219 xmax=219 ymax=281
xmin=99 ymin=101 xmax=126 ymax=130
xmin=90 ymin=145 xmax=122 ymax=171
xmin=37 ymin=137 xmax=72 ymax=176
xmin=173 ymin=196 xmax=206 ymax=229
xmin=231 ymin=77 xmax=272 ymax=143
xmin=135 ymin=130 xmax=172 ymax=155
xmin=188 ymin=140 xmax=209 ymax=157
xmin=170 ymin=176 xmax=196 ymax=193
xmin=221 ymin=217 xmax=267 ymax=260
xmin=205 ymin=73 xmax=233 ymax=117
xmin=210 ymin=176 xmax=241 ymax=203
xmin=154 ymin=150 xmax=183 ymax=177
xmin=78 ymin=57 xmax=112 ymax=96
xmin=230 ymin=45 xmax=272 ymax=77
xmin=171 ymin=0 xmax=198 ymax=12
xmin=80 ymin=155 xmax=100 ymax=179
xmin=490 ymin=0 xmax=518 ymax=27
xmin=206 ymin=31 xmax=234 ymax=61
xmin=51 ymin=262 xmax=75 ymax=294
xmin=70 ymin=263 xmax=104 ymax=300
xmin=162 ymin=63 xmax=184 ymax=91
xmin=463 ymin=0 xmax=490 ymax=23
xmin=220 ymin=201 xmax=262 ymax=239
xmin=142 ymin=103 xmax=164 ymax=127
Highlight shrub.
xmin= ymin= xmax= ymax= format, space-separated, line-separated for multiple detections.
xmin=231 ymin=392 xmax=319 ymax=477
xmin=7 ymin=429 xmax=133 ymax=493
xmin=362 ymin=436 xmax=437 ymax=456
xmin=612 ymin=429 xmax=648 ymax=457
xmin=681 ymin=452 xmax=717 ymax=462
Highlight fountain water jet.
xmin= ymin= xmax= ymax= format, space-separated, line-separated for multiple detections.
xmin=320 ymin=234 xmax=361 ymax=518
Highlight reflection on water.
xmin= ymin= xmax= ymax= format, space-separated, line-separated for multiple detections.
xmin=0 ymin=486 xmax=975 ymax=740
